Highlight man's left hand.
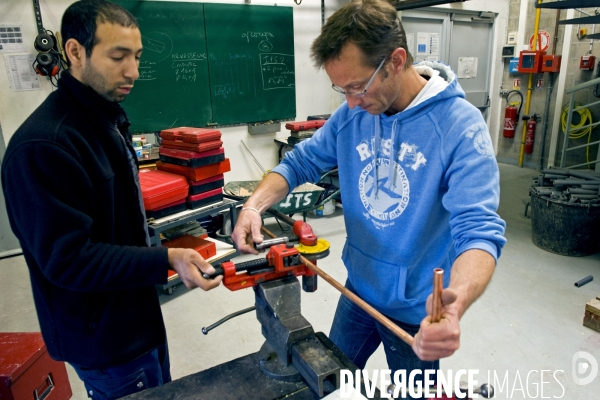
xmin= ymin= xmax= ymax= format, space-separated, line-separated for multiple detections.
xmin=412 ymin=288 xmax=459 ymax=361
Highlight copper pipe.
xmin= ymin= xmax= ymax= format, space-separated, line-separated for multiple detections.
xmin=299 ymin=255 xmax=414 ymax=346
xmin=261 ymin=225 xmax=415 ymax=345
xmin=260 ymin=226 xmax=278 ymax=239
xmin=432 ymin=268 xmax=444 ymax=323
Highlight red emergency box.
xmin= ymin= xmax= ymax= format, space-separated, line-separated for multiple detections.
xmin=159 ymin=147 xmax=225 ymax=168
xmin=0 ymin=332 xmax=72 ymax=400
xmin=156 ymin=159 xmax=231 ymax=182
xmin=139 ymin=169 xmax=189 ymax=210
xmin=187 ymin=188 xmax=223 ymax=209
xmin=160 ymin=139 xmax=223 ymax=153
xmin=162 ymin=234 xmax=217 ymax=259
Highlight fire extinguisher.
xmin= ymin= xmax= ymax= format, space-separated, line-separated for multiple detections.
xmin=525 ymin=114 xmax=538 ymax=154
xmin=503 ymin=90 xmax=523 ymax=138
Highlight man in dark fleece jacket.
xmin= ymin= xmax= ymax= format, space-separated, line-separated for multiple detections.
xmin=1 ymin=1 xmax=222 ymax=399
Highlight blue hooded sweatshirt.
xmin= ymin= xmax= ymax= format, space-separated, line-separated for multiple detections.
xmin=272 ymin=61 xmax=506 ymax=325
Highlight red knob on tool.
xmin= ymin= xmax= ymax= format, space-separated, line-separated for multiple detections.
xmin=292 ymin=220 xmax=318 ymax=246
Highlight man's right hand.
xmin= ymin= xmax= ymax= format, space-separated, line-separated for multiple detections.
xmin=231 ymin=207 xmax=264 ymax=255
xmin=167 ymin=248 xmax=222 ymax=290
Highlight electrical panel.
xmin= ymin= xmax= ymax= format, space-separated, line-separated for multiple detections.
xmin=541 ymin=55 xmax=561 ymax=73
xmin=518 ymin=50 xmax=546 ymax=74
xmin=502 ymin=45 xmax=516 ymax=58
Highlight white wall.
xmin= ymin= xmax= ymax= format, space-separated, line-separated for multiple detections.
xmin=0 ymin=0 xmax=344 ymax=182
xmin=429 ymin=0 xmax=510 ymax=153
xmin=1 ymin=0 xmax=510 ymax=179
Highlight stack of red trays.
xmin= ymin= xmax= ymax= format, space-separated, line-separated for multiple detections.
xmin=157 ymin=127 xmax=230 ymax=209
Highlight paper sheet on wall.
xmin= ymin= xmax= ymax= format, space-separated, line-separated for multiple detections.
xmin=457 ymin=56 xmax=478 ymax=79
xmin=4 ymin=54 xmax=42 ymax=91
xmin=0 ymin=24 xmax=26 ymax=53
xmin=416 ymin=32 xmax=429 ymax=56
xmin=429 ymin=33 xmax=440 ymax=58
xmin=406 ymin=33 xmax=414 ymax=56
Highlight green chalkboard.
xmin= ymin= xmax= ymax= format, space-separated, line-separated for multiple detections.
xmin=204 ymin=3 xmax=296 ymax=126
xmin=118 ymin=1 xmax=211 ymax=132
xmin=117 ymin=1 xmax=295 ymax=132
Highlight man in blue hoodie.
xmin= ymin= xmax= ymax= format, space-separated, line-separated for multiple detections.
xmin=232 ymin=0 xmax=506 ymax=388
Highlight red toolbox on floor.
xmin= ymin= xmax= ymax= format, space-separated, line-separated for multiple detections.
xmin=160 ymin=139 xmax=223 ymax=153
xmin=156 ymin=159 xmax=231 ymax=182
xmin=139 ymin=169 xmax=189 ymax=210
xmin=162 ymin=234 xmax=216 ymax=259
xmin=159 ymin=147 xmax=225 ymax=168
xmin=0 ymin=332 xmax=72 ymax=400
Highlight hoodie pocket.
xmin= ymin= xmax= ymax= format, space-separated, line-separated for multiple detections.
xmin=343 ymin=241 xmax=419 ymax=310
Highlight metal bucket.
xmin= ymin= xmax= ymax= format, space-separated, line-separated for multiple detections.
xmin=530 ymin=188 xmax=600 ymax=256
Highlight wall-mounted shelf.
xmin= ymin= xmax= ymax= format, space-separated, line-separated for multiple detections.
xmin=393 ymin=0 xmax=468 ymax=11
xmin=536 ymin=0 xmax=600 ymax=9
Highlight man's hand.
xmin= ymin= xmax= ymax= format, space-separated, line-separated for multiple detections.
xmin=412 ymin=249 xmax=496 ymax=361
xmin=231 ymin=172 xmax=290 ymax=254
xmin=412 ymin=288 xmax=459 ymax=360
xmin=167 ymin=248 xmax=222 ymax=290
xmin=231 ymin=208 xmax=264 ymax=255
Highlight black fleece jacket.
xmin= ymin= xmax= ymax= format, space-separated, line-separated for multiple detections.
xmin=2 ymin=72 xmax=170 ymax=369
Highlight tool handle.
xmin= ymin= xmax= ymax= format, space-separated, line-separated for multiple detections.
xmin=203 ymin=258 xmax=270 ymax=279
xmin=299 ymin=255 xmax=414 ymax=347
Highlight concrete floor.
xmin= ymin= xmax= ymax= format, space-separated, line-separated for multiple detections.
xmin=1 ymin=163 xmax=599 ymax=399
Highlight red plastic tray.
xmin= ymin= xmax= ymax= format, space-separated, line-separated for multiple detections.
xmin=188 ymin=174 xmax=224 ymax=195
xmin=139 ymin=169 xmax=189 ymax=210
xmin=162 ymin=234 xmax=216 ymax=259
xmin=187 ymin=188 xmax=223 ymax=209
xmin=156 ymin=159 xmax=231 ymax=182
xmin=285 ymin=120 xmax=326 ymax=131
xmin=161 ymin=139 xmax=223 ymax=153
xmin=160 ymin=127 xmax=221 ymax=143
xmin=159 ymin=147 xmax=225 ymax=168
xmin=145 ymin=199 xmax=186 ymax=219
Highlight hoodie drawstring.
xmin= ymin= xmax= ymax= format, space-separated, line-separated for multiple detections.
xmin=372 ymin=115 xmax=381 ymax=198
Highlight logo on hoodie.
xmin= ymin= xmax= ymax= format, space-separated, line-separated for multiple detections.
xmin=356 ymin=138 xmax=424 ymax=228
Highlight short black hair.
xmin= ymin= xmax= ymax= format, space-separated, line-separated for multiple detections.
xmin=311 ymin=0 xmax=413 ymax=70
xmin=61 ymin=0 xmax=138 ymax=64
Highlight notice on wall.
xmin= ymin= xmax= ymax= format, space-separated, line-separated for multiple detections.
xmin=416 ymin=32 xmax=429 ymax=56
xmin=457 ymin=56 xmax=478 ymax=79
xmin=429 ymin=33 xmax=440 ymax=58
xmin=4 ymin=54 xmax=41 ymax=91
xmin=415 ymin=32 xmax=440 ymax=62
xmin=0 ymin=24 xmax=26 ymax=53
xmin=406 ymin=33 xmax=414 ymax=56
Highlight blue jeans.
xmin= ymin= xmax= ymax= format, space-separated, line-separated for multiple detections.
xmin=329 ymin=281 xmax=439 ymax=399
xmin=71 ymin=344 xmax=171 ymax=400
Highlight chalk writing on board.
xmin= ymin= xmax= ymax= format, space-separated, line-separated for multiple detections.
xmin=171 ymin=53 xmax=206 ymax=82
xmin=172 ymin=52 xmax=207 ymax=61
xmin=260 ymin=53 xmax=294 ymax=90
xmin=141 ymin=32 xmax=173 ymax=63
xmin=242 ymin=31 xmax=274 ymax=43
xmin=258 ymin=41 xmax=273 ymax=52
xmin=138 ymin=60 xmax=157 ymax=81
xmin=210 ymin=53 xmax=258 ymax=100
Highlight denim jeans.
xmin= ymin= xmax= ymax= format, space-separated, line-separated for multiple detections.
xmin=329 ymin=281 xmax=439 ymax=399
xmin=71 ymin=343 xmax=171 ymax=400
